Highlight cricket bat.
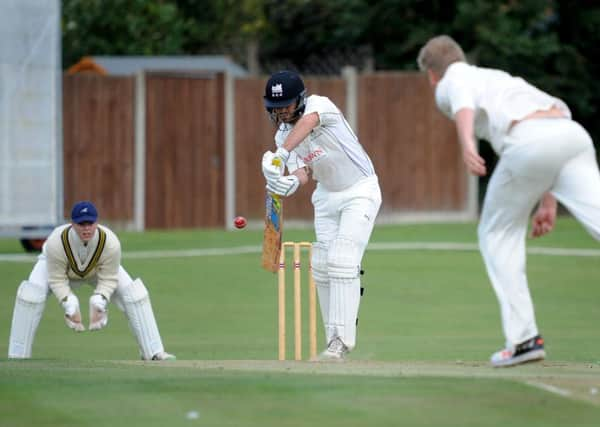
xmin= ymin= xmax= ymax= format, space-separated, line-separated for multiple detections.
xmin=261 ymin=159 xmax=283 ymax=273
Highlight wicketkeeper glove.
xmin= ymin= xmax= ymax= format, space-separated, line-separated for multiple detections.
xmin=61 ymin=293 xmax=85 ymax=332
xmin=89 ymin=293 xmax=108 ymax=331
xmin=267 ymin=174 xmax=300 ymax=197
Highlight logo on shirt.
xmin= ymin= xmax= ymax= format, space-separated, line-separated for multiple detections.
xmin=302 ymin=148 xmax=326 ymax=164
xmin=271 ymin=84 xmax=283 ymax=98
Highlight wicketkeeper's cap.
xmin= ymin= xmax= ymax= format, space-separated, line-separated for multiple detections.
xmin=71 ymin=201 xmax=98 ymax=224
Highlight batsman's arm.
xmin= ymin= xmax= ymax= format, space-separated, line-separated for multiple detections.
xmin=291 ymin=167 xmax=310 ymax=186
xmin=274 ymin=112 xmax=320 ymax=163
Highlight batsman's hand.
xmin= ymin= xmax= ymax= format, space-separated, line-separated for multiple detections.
xmin=89 ymin=293 xmax=108 ymax=331
xmin=262 ymin=151 xmax=283 ymax=181
xmin=267 ymin=175 xmax=300 ymax=197
xmin=61 ymin=293 xmax=85 ymax=332
xmin=273 ymin=146 xmax=290 ymax=165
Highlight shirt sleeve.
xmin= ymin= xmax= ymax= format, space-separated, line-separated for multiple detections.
xmin=46 ymin=239 xmax=71 ymax=302
xmin=94 ymin=234 xmax=121 ymax=300
xmin=436 ymin=69 xmax=477 ymax=118
xmin=303 ymin=95 xmax=340 ymax=128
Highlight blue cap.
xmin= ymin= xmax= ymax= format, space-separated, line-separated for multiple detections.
xmin=71 ymin=201 xmax=98 ymax=224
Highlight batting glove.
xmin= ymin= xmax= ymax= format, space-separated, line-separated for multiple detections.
xmin=267 ymin=175 xmax=300 ymax=197
xmin=262 ymin=151 xmax=283 ymax=181
xmin=61 ymin=293 xmax=85 ymax=332
xmin=89 ymin=294 xmax=108 ymax=331
xmin=274 ymin=146 xmax=290 ymax=165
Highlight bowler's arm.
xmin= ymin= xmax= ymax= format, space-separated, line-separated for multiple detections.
xmin=454 ymin=108 xmax=486 ymax=176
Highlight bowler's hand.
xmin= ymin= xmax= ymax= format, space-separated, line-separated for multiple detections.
xmin=61 ymin=293 xmax=85 ymax=332
xmin=89 ymin=294 xmax=108 ymax=331
xmin=462 ymin=148 xmax=486 ymax=176
xmin=530 ymin=204 xmax=556 ymax=238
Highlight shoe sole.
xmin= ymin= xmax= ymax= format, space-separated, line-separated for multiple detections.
xmin=314 ymin=351 xmax=346 ymax=362
xmin=491 ymin=349 xmax=546 ymax=368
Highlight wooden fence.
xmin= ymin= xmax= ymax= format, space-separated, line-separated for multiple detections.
xmin=62 ymin=71 xmax=471 ymax=230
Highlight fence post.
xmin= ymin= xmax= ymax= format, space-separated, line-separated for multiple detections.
xmin=224 ymin=71 xmax=236 ymax=230
xmin=134 ymin=71 xmax=146 ymax=231
xmin=342 ymin=66 xmax=358 ymax=133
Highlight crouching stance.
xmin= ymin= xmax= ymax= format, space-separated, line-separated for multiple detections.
xmin=8 ymin=201 xmax=175 ymax=361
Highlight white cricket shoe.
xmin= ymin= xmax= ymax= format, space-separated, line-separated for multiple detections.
xmin=317 ymin=337 xmax=349 ymax=361
xmin=150 ymin=351 xmax=177 ymax=361
xmin=490 ymin=335 xmax=545 ymax=367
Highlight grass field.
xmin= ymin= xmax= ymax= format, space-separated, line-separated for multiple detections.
xmin=1 ymin=218 xmax=599 ymax=426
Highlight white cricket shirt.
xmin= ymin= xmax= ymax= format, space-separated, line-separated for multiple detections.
xmin=275 ymin=95 xmax=376 ymax=192
xmin=435 ymin=62 xmax=571 ymax=154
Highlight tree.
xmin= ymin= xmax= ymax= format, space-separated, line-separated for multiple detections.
xmin=62 ymin=0 xmax=189 ymax=68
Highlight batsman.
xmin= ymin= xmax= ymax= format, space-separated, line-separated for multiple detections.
xmin=261 ymin=70 xmax=382 ymax=360
xmin=8 ymin=201 xmax=175 ymax=361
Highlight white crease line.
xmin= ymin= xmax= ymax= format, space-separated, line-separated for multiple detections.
xmin=525 ymin=381 xmax=572 ymax=397
xmin=0 ymin=242 xmax=598 ymax=263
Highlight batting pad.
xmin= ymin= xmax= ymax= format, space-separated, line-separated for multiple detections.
xmin=119 ymin=278 xmax=164 ymax=360
xmin=311 ymin=242 xmax=332 ymax=341
xmin=327 ymin=237 xmax=362 ymax=349
xmin=8 ymin=281 xmax=47 ymax=358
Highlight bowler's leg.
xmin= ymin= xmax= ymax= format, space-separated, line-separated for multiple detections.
xmin=551 ymin=143 xmax=600 ymax=241
xmin=479 ymin=158 xmax=544 ymax=349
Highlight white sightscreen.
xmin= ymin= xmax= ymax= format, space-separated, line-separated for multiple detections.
xmin=0 ymin=0 xmax=61 ymax=230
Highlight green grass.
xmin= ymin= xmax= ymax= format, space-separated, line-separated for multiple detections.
xmin=1 ymin=217 xmax=599 ymax=426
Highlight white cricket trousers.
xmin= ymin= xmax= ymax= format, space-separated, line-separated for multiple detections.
xmin=311 ymin=175 xmax=382 ymax=349
xmin=312 ymin=175 xmax=382 ymax=254
xmin=479 ymin=117 xmax=600 ymax=347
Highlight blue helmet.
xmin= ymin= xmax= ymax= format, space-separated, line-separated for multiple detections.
xmin=263 ymin=70 xmax=307 ymax=124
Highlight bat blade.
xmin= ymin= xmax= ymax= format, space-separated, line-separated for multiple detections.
xmin=261 ymin=191 xmax=283 ymax=273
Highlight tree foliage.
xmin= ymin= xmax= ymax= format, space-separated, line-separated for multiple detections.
xmin=61 ymin=0 xmax=600 ymax=142
xmin=62 ymin=0 xmax=189 ymax=66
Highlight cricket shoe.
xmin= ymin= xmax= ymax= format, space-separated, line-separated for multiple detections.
xmin=317 ymin=337 xmax=349 ymax=361
xmin=490 ymin=335 xmax=545 ymax=368
xmin=149 ymin=351 xmax=177 ymax=361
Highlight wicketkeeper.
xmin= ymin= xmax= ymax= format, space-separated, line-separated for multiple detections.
xmin=8 ymin=201 xmax=176 ymax=361
xmin=261 ymin=70 xmax=382 ymax=360
xmin=418 ymin=35 xmax=600 ymax=367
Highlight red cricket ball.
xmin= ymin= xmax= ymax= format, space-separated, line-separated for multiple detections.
xmin=233 ymin=216 xmax=247 ymax=229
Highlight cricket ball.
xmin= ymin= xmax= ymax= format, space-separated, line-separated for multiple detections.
xmin=233 ymin=216 xmax=247 ymax=229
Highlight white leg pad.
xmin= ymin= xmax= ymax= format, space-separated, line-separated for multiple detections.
xmin=8 ymin=281 xmax=47 ymax=358
xmin=327 ymin=237 xmax=362 ymax=350
xmin=311 ymin=242 xmax=332 ymax=342
xmin=119 ymin=278 xmax=164 ymax=360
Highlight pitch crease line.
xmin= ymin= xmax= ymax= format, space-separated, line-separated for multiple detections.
xmin=0 ymin=242 xmax=598 ymax=263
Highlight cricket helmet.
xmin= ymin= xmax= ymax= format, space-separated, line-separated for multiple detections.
xmin=263 ymin=70 xmax=307 ymax=124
